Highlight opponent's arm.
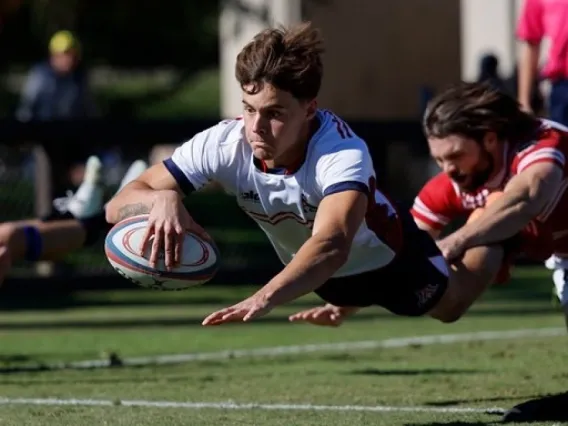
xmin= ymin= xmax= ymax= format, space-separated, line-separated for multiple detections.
xmin=451 ymin=162 xmax=562 ymax=248
xmin=105 ymin=163 xmax=183 ymax=224
xmin=414 ymin=219 xmax=442 ymax=240
xmin=256 ymin=189 xmax=368 ymax=305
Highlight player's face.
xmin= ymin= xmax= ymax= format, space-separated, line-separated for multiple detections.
xmin=428 ymin=135 xmax=495 ymax=191
xmin=242 ymin=83 xmax=316 ymax=164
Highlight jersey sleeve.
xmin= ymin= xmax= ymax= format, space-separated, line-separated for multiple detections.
xmin=410 ymin=173 xmax=462 ymax=231
xmin=513 ymin=129 xmax=567 ymax=176
xmin=516 ymin=0 xmax=544 ymax=43
xmin=315 ymin=138 xmax=374 ymax=197
xmin=163 ymin=120 xmax=233 ymax=194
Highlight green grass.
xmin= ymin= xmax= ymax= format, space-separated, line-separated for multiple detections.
xmin=0 ymin=266 xmax=566 ymax=425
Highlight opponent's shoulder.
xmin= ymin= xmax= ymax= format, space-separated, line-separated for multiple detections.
xmin=420 ymin=172 xmax=456 ymax=196
xmin=512 ymin=119 xmax=568 ymax=173
xmin=411 ymin=172 xmax=461 ymax=230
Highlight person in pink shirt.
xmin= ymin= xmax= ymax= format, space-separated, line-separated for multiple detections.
xmin=517 ymin=0 xmax=568 ymax=335
xmin=517 ymin=0 xmax=568 ymax=123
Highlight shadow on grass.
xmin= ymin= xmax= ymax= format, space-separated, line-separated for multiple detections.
xmin=0 ymin=304 xmax=563 ymax=331
xmin=348 ymin=367 xmax=486 ymax=376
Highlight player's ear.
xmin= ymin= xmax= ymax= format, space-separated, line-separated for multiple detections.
xmin=482 ymin=131 xmax=499 ymax=151
xmin=305 ymin=98 xmax=318 ymax=120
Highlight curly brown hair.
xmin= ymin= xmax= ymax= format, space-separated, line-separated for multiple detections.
xmin=235 ymin=21 xmax=324 ymax=101
xmin=423 ymin=82 xmax=540 ymax=144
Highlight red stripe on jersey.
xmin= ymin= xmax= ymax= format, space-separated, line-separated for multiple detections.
xmin=410 ymin=208 xmax=445 ymax=230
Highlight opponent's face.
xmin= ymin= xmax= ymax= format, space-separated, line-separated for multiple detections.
xmin=242 ymin=82 xmax=316 ymax=164
xmin=428 ymin=134 xmax=497 ymax=191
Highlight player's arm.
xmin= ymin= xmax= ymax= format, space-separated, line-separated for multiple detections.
xmin=106 ymin=123 xmax=223 ymax=224
xmin=105 ymin=163 xmax=184 ymax=224
xmin=453 ymin=162 xmax=563 ymax=248
xmin=256 ymin=189 xmax=368 ymax=306
xmin=106 ymin=122 xmax=225 ymax=268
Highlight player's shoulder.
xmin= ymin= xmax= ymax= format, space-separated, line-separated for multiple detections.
xmin=421 ymin=171 xmax=455 ymax=194
xmin=515 ymin=119 xmax=568 ymax=156
xmin=309 ymin=109 xmax=369 ymax=157
xmin=511 ymin=119 xmax=568 ymax=172
xmin=195 ymin=117 xmax=245 ymax=147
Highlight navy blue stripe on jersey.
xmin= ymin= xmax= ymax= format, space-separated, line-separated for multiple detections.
xmin=163 ymin=158 xmax=195 ymax=194
xmin=323 ymin=181 xmax=369 ymax=197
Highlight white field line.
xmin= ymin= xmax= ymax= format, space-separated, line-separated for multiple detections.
xmin=0 ymin=397 xmax=507 ymax=414
xmin=7 ymin=327 xmax=564 ymax=372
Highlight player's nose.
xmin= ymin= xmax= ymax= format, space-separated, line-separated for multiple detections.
xmin=251 ymin=114 xmax=267 ymax=135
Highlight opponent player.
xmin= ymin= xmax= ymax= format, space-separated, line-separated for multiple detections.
xmin=106 ymin=22 xmax=504 ymax=326
xmin=410 ymin=82 xmax=568 ymax=324
xmin=0 ymin=156 xmax=148 ymax=285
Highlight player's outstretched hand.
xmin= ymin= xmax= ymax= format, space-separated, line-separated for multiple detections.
xmin=202 ymin=294 xmax=275 ymax=326
xmin=140 ymin=190 xmax=210 ymax=270
xmin=288 ymin=304 xmax=359 ymax=327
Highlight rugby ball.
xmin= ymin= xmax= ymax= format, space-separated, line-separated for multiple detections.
xmin=104 ymin=215 xmax=220 ymax=290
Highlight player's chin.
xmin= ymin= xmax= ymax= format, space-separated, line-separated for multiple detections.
xmin=253 ymin=148 xmax=273 ymax=160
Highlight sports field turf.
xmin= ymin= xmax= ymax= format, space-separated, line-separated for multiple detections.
xmin=0 ymin=266 xmax=566 ymax=425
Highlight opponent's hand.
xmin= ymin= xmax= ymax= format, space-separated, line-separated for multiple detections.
xmin=140 ymin=190 xmax=210 ymax=270
xmin=288 ymin=304 xmax=359 ymax=327
xmin=202 ymin=293 xmax=275 ymax=325
xmin=436 ymin=233 xmax=467 ymax=263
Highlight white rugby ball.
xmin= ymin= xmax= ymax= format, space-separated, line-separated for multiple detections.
xmin=104 ymin=214 xmax=220 ymax=290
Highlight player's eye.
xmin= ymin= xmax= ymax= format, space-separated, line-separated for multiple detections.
xmin=244 ymin=106 xmax=255 ymax=114
xmin=268 ymin=110 xmax=281 ymax=119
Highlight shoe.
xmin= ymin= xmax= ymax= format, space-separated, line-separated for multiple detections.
xmin=502 ymin=392 xmax=568 ymax=422
xmin=52 ymin=156 xmax=105 ymax=219
xmin=116 ymin=159 xmax=148 ymax=194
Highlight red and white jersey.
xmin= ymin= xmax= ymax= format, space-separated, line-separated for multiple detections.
xmin=411 ymin=119 xmax=568 ymax=257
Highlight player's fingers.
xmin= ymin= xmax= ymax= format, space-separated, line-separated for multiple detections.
xmin=202 ymin=306 xmax=236 ymax=325
xmin=312 ymin=309 xmax=329 ymax=319
xmin=243 ymin=306 xmax=267 ymax=322
xmin=163 ymin=224 xmax=175 ymax=270
xmin=139 ymin=222 xmax=155 ymax=256
xmin=221 ymin=308 xmax=244 ymax=321
xmin=289 ymin=310 xmax=311 ymax=321
xmin=149 ymin=228 xmax=163 ymax=268
xmin=202 ymin=311 xmax=224 ymax=325
xmin=174 ymin=225 xmax=184 ymax=267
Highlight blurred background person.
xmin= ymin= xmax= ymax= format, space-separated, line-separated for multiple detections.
xmin=16 ymin=30 xmax=97 ymax=122
xmin=516 ymin=0 xmax=568 ymax=326
xmin=516 ymin=0 xmax=568 ymax=124
xmin=476 ymin=53 xmax=506 ymax=92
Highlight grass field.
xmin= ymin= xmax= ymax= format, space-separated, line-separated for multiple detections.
xmin=0 ymin=266 xmax=567 ymax=425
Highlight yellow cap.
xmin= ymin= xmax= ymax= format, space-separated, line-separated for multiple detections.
xmin=49 ymin=30 xmax=80 ymax=54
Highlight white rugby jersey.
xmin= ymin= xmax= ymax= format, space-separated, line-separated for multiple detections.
xmin=164 ymin=109 xmax=399 ymax=277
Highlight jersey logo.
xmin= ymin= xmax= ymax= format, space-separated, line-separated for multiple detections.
xmin=240 ymin=190 xmax=260 ymax=203
xmin=301 ymin=195 xmax=318 ymax=214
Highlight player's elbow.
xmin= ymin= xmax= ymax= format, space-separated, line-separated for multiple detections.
xmin=316 ymin=233 xmax=351 ymax=269
xmin=105 ymin=191 xmax=130 ymax=224
xmin=105 ymin=200 xmax=120 ymax=224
